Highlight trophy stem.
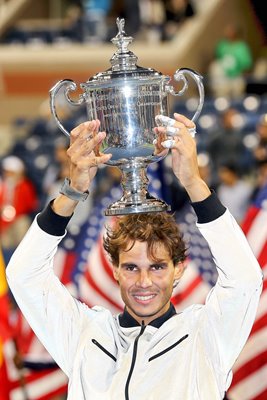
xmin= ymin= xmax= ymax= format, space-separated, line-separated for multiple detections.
xmin=104 ymin=162 xmax=171 ymax=216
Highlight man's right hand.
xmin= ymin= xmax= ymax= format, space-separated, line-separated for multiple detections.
xmin=67 ymin=120 xmax=112 ymax=193
xmin=52 ymin=120 xmax=112 ymax=217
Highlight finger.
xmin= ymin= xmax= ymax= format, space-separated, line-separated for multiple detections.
xmin=70 ymin=120 xmax=97 ymax=145
xmin=156 ymin=123 xmax=183 ymax=140
xmin=89 ymin=153 xmax=112 ymax=166
xmin=157 ymin=120 xmax=196 ymax=138
xmin=173 ymin=113 xmax=195 ymax=128
xmin=156 ymin=114 xmax=196 ymax=134
xmin=153 ymin=127 xmax=167 ymax=154
xmin=72 ymin=120 xmax=96 ymax=137
xmin=71 ymin=152 xmax=112 ymax=172
xmin=78 ymin=131 xmax=106 ymax=155
xmin=166 ymin=126 xmax=180 ymax=136
xmin=84 ymin=131 xmax=106 ymax=150
xmin=67 ymin=131 xmax=106 ymax=163
xmin=80 ymin=120 xmax=101 ymax=142
xmin=153 ymin=138 xmax=166 ymax=155
xmin=188 ymin=127 xmax=196 ymax=138
xmin=92 ymin=122 xmax=102 ymax=156
xmin=160 ymin=139 xmax=176 ymax=149
xmin=155 ymin=115 xmax=176 ymax=127
xmin=78 ymin=121 xmax=102 ymax=155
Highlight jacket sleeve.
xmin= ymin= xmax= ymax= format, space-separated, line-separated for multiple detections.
xmin=196 ymin=206 xmax=263 ymax=375
xmin=6 ymin=213 xmax=97 ymax=377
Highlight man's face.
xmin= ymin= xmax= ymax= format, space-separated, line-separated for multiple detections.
xmin=113 ymin=241 xmax=184 ymax=325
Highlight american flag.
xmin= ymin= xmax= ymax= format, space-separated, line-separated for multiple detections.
xmin=0 ymin=247 xmax=11 ymax=400
xmin=4 ymin=251 xmax=70 ymax=400
xmin=227 ymin=184 xmax=267 ymax=400
xmin=172 ymin=202 xmax=215 ymax=312
xmin=5 ymin=313 xmax=68 ymax=400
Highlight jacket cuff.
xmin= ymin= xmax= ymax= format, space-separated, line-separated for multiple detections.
xmin=191 ymin=191 xmax=226 ymax=223
xmin=37 ymin=200 xmax=72 ymax=236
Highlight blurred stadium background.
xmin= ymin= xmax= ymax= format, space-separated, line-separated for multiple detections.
xmin=0 ymin=0 xmax=267 ymax=399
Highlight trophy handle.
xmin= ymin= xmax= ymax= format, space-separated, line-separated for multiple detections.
xmin=49 ymin=79 xmax=85 ymax=137
xmin=166 ymin=68 xmax=204 ymax=122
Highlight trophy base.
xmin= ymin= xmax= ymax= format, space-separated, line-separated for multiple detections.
xmin=104 ymin=193 xmax=171 ymax=216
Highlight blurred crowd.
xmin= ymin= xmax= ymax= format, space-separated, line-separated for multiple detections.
xmin=2 ymin=0 xmax=197 ymax=44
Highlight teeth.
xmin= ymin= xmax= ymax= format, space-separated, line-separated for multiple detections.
xmin=135 ymin=295 xmax=154 ymax=301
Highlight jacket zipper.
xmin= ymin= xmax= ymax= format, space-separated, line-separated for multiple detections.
xmin=148 ymin=334 xmax=189 ymax=362
xmin=91 ymin=339 xmax=117 ymax=362
xmin=125 ymin=322 xmax=146 ymax=400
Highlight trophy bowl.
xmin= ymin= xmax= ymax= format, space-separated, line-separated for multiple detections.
xmin=50 ymin=18 xmax=204 ymax=215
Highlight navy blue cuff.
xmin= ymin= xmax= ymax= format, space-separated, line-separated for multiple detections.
xmin=37 ymin=200 xmax=72 ymax=236
xmin=190 ymin=191 xmax=226 ymax=223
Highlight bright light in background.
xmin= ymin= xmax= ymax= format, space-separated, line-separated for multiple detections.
xmin=25 ymin=136 xmax=41 ymax=151
xmin=199 ymin=114 xmax=217 ymax=130
xmin=34 ymin=155 xmax=50 ymax=169
xmin=214 ymin=97 xmax=230 ymax=112
xmin=243 ymin=134 xmax=259 ymax=149
xmin=232 ymin=113 xmax=246 ymax=129
xmin=243 ymin=95 xmax=260 ymax=111
xmin=197 ymin=152 xmax=210 ymax=167
xmin=186 ymin=97 xmax=198 ymax=112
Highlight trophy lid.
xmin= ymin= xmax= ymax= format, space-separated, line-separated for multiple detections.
xmin=110 ymin=17 xmax=138 ymax=72
xmin=86 ymin=18 xmax=164 ymax=85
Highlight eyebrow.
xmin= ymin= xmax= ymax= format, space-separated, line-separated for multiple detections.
xmin=120 ymin=262 xmax=168 ymax=268
xmin=150 ymin=262 xmax=168 ymax=267
xmin=120 ymin=263 xmax=137 ymax=268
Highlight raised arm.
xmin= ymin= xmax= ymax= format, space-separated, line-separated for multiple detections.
xmin=155 ymin=113 xmax=263 ymax=372
xmin=6 ymin=120 xmax=111 ymax=375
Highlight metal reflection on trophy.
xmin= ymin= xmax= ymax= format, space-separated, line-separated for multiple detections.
xmin=50 ymin=18 xmax=204 ymax=215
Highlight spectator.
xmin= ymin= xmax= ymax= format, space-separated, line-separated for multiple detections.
xmin=42 ymin=136 xmax=69 ymax=200
xmin=82 ymin=0 xmax=112 ymax=43
xmin=208 ymin=23 xmax=253 ymax=98
xmin=163 ymin=0 xmax=195 ymax=40
xmin=251 ymin=158 xmax=267 ymax=201
xmin=0 ymin=156 xmax=38 ymax=263
xmin=139 ymin=0 xmax=166 ymax=42
xmin=216 ymin=161 xmax=254 ymax=224
xmin=253 ymin=113 xmax=267 ymax=163
xmin=61 ymin=3 xmax=84 ymax=42
xmin=206 ymin=108 xmax=251 ymax=182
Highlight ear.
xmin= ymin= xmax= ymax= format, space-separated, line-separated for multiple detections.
xmin=112 ymin=266 xmax=119 ymax=282
xmin=174 ymin=261 xmax=186 ymax=281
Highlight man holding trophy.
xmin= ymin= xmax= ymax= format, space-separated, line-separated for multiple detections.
xmin=7 ymin=112 xmax=262 ymax=399
xmin=7 ymin=18 xmax=262 ymax=400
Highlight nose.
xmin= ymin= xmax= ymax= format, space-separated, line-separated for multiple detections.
xmin=136 ymin=270 xmax=152 ymax=288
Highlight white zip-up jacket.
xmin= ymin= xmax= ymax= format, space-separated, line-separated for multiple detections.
xmin=6 ymin=193 xmax=263 ymax=400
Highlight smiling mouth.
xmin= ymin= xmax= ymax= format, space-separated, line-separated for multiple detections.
xmin=133 ymin=294 xmax=156 ymax=302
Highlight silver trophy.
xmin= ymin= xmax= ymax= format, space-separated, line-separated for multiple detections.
xmin=50 ymin=18 xmax=204 ymax=215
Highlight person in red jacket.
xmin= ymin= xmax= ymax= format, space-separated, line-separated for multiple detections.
xmin=0 ymin=156 xmax=38 ymax=262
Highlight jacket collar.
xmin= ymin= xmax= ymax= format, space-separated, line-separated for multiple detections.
xmin=119 ymin=303 xmax=177 ymax=328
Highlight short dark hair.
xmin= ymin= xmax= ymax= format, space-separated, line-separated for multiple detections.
xmin=103 ymin=212 xmax=187 ymax=266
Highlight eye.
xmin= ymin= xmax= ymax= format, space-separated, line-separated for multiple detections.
xmin=124 ymin=264 xmax=137 ymax=272
xmin=151 ymin=264 xmax=165 ymax=271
